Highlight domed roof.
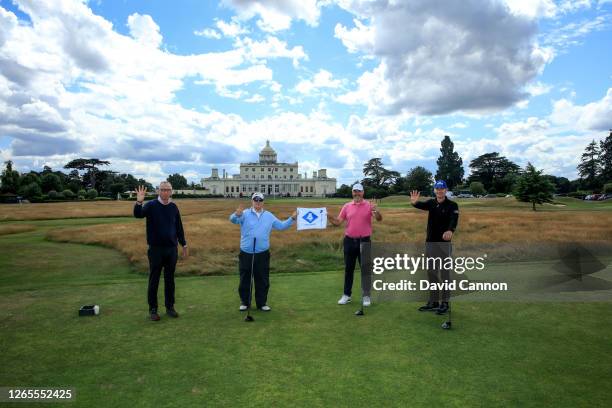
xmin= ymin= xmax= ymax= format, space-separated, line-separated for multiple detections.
xmin=260 ymin=140 xmax=276 ymax=153
xmin=259 ymin=140 xmax=277 ymax=164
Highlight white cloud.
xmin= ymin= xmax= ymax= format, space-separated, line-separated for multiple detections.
xmin=222 ymin=0 xmax=322 ymax=32
xmin=234 ymin=35 xmax=308 ymax=67
xmin=295 ymin=70 xmax=342 ymax=95
xmin=335 ymin=0 xmax=551 ymax=116
xmin=216 ymin=19 xmax=249 ymax=37
xmin=127 ymin=13 xmax=162 ymax=48
xmin=194 ymin=28 xmax=222 ymax=39
xmin=550 ymin=88 xmax=612 ymax=131
xmin=334 ymin=19 xmax=374 ymax=53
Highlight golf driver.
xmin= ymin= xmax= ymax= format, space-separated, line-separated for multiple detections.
xmin=245 ymin=237 xmax=256 ymax=322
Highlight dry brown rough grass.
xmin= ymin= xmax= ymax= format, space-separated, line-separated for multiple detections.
xmin=37 ymin=199 xmax=612 ymax=275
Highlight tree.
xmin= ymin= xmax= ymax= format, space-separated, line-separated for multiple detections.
xmin=469 ymin=181 xmax=486 ymax=196
xmin=543 ymin=175 xmax=571 ymax=194
xmin=599 ymin=130 xmax=612 ymax=184
xmin=19 ymin=172 xmax=41 ymax=188
xmin=110 ymin=183 xmax=126 ymax=198
xmin=514 ymin=163 xmax=555 ymax=211
xmin=167 ymin=173 xmax=188 ymax=189
xmin=467 ymin=152 xmax=520 ymax=193
xmin=64 ymin=158 xmax=110 ymax=190
xmin=435 ymin=136 xmax=464 ymax=190
xmin=41 ymin=173 xmax=62 ymax=193
xmin=18 ymin=182 xmax=42 ymax=200
xmin=405 ymin=166 xmax=433 ymax=193
xmin=362 ymin=158 xmax=400 ymax=188
xmin=577 ymin=140 xmax=601 ymax=190
xmin=1 ymin=160 xmax=20 ymax=194
xmin=335 ymin=184 xmax=353 ymax=198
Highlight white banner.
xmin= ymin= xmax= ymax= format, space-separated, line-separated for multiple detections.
xmin=296 ymin=207 xmax=327 ymax=230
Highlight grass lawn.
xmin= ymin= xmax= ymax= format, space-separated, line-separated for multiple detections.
xmin=1 ymin=219 xmax=611 ymax=407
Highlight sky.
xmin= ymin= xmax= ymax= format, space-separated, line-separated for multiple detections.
xmin=0 ymin=0 xmax=611 ymax=186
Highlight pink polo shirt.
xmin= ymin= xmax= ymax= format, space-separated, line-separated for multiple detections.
xmin=338 ymin=200 xmax=373 ymax=238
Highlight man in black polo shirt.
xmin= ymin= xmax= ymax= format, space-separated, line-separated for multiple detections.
xmin=134 ymin=182 xmax=188 ymax=321
xmin=411 ymin=180 xmax=459 ymax=315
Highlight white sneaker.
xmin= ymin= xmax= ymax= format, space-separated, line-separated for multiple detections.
xmin=260 ymin=305 xmax=271 ymax=312
xmin=239 ymin=304 xmax=248 ymax=311
xmin=363 ymin=296 xmax=371 ymax=307
xmin=337 ymin=295 xmax=351 ymax=305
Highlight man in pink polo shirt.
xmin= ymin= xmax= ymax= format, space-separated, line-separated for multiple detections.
xmin=328 ymin=183 xmax=383 ymax=306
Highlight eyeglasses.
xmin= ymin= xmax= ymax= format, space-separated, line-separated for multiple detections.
xmin=160 ymin=189 xmax=172 ymax=192
xmin=253 ymin=198 xmax=264 ymax=202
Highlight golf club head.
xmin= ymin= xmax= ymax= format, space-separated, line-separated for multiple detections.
xmin=441 ymin=321 xmax=451 ymax=330
xmin=354 ymin=309 xmax=364 ymax=316
xmin=244 ymin=315 xmax=254 ymax=322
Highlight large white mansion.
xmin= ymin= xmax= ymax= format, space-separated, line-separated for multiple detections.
xmin=200 ymin=141 xmax=336 ymax=197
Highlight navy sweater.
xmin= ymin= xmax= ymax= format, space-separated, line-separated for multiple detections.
xmin=134 ymin=200 xmax=187 ymax=247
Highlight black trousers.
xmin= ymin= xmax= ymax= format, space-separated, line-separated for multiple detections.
xmin=238 ymin=250 xmax=270 ymax=308
xmin=147 ymin=246 xmax=178 ymax=311
xmin=425 ymin=242 xmax=452 ymax=303
xmin=343 ymin=236 xmax=371 ymax=297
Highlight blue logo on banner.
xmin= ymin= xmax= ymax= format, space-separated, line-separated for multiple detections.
xmin=302 ymin=211 xmax=318 ymax=224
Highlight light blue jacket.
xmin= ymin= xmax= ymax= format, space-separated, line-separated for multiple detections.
xmin=229 ymin=208 xmax=294 ymax=253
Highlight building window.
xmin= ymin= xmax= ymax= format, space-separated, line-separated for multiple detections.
xmin=242 ymin=185 xmax=246 ymax=192
xmin=275 ymin=175 xmax=278 ymax=179
xmin=261 ymin=167 xmax=264 ymax=171
xmin=275 ymin=185 xmax=279 ymax=193
xmin=290 ymin=175 xmax=293 ymax=179
xmin=283 ymin=168 xmax=286 ymax=172
xmin=268 ymin=168 xmax=271 ymax=171
xmin=300 ymin=186 xmax=303 ymax=193
xmin=226 ymin=186 xmax=229 ymax=193
xmin=310 ymin=186 xmax=314 ymax=192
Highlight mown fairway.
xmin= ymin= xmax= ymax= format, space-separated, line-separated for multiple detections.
xmin=0 ymin=198 xmax=611 ymax=407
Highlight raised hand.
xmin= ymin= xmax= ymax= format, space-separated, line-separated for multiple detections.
xmin=369 ymin=199 xmax=378 ymax=212
xmin=235 ymin=204 xmax=244 ymax=217
xmin=291 ymin=209 xmax=297 ymax=220
xmin=136 ymin=185 xmax=146 ymax=203
xmin=410 ymin=190 xmax=420 ymax=205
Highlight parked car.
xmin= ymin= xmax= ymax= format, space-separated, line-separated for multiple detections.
xmin=456 ymin=193 xmax=474 ymax=198
xmin=484 ymin=194 xmax=498 ymax=198
xmin=597 ymin=193 xmax=612 ymax=201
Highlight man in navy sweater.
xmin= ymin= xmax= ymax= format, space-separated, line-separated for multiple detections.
xmin=134 ymin=182 xmax=188 ymax=321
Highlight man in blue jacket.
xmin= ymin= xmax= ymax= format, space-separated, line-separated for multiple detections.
xmin=229 ymin=192 xmax=296 ymax=312
xmin=134 ymin=182 xmax=188 ymax=321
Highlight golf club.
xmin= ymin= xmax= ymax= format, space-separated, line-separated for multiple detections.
xmin=245 ymin=237 xmax=256 ymax=322
xmin=354 ymin=299 xmax=364 ymax=316
xmin=355 ymin=238 xmax=366 ymax=316
xmin=441 ymin=303 xmax=451 ymax=330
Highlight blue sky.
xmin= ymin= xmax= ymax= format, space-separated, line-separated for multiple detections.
xmin=0 ymin=0 xmax=610 ymax=186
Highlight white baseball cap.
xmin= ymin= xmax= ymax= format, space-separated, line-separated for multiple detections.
xmin=352 ymin=183 xmax=364 ymax=191
xmin=251 ymin=192 xmax=265 ymax=201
